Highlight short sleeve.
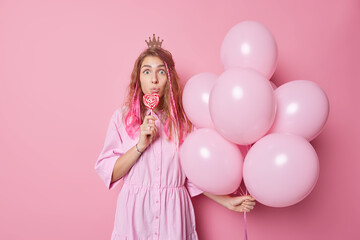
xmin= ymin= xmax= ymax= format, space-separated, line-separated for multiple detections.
xmin=94 ymin=109 xmax=125 ymax=190
xmin=185 ymin=178 xmax=204 ymax=197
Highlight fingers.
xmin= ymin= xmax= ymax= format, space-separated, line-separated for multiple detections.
xmin=143 ymin=115 xmax=157 ymax=124
xmin=139 ymin=115 xmax=159 ymax=143
xmin=241 ymin=201 xmax=256 ymax=211
xmin=230 ymin=195 xmax=256 ymax=213
xmin=241 ymin=205 xmax=254 ymax=212
xmin=143 ymin=116 xmax=157 ymax=131
xmin=234 ymin=202 xmax=255 ymax=213
xmin=230 ymin=204 xmax=253 ymax=213
xmin=243 ymin=195 xmax=256 ymax=201
xmin=150 ymin=125 xmax=158 ymax=140
xmin=241 ymin=196 xmax=256 ymax=205
xmin=140 ymin=123 xmax=158 ymax=137
xmin=141 ymin=116 xmax=157 ymax=132
xmin=231 ymin=195 xmax=255 ymax=205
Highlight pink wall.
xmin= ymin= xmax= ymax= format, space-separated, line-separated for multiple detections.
xmin=1 ymin=0 xmax=359 ymax=239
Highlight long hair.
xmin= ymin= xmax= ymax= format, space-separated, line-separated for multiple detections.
xmin=123 ymin=47 xmax=193 ymax=145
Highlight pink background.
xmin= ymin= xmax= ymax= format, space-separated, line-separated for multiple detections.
xmin=1 ymin=0 xmax=359 ymax=239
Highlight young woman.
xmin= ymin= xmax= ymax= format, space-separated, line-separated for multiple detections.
xmin=95 ymin=35 xmax=256 ymax=240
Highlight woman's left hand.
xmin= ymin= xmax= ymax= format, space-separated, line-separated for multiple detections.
xmin=226 ymin=195 xmax=256 ymax=213
xmin=203 ymin=192 xmax=256 ymax=213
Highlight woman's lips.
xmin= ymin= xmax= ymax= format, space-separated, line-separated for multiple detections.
xmin=151 ymin=88 xmax=160 ymax=93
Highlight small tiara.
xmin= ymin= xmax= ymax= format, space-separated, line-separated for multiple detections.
xmin=145 ymin=34 xmax=164 ymax=48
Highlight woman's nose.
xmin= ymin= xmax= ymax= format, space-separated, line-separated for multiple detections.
xmin=151 ymin=73 xmax=158 ymax=83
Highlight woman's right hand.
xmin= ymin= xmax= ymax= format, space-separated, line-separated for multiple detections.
xmin=137 ymin=115 xmax=158 ymax=152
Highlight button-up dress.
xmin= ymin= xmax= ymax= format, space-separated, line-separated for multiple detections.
xmin=95 ymin=108 xmax=203 ymax=240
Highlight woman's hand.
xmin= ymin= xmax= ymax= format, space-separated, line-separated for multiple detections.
xmin=137 ymin=115 xmax=158 ymax=152
xmin=203 ymin=192 xmax=256 ymax=213
xmin=225 ymin=195 xmax=256 ymax=213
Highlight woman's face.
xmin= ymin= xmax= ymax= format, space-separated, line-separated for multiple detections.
xmin=139 ymin=55 xmax=168 ymax=98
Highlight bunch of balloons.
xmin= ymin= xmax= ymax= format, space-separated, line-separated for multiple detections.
xmin=180 ymin=21 xmax=329 ymax=207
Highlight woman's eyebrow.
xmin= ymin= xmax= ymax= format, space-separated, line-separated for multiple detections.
xmin=141 ymin=64 xmax=165 ymax=69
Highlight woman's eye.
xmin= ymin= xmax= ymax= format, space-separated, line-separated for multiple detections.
xmin=143 ymin=70 xmax=150 ymax=74
xmin=159 ymin=70 xmax=166 ymax=74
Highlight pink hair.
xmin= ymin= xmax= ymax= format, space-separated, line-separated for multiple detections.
xmin=164 ymin=61 xmax=184 ymax=145
xmin=124 ymin=79 xmax=141 ymax=138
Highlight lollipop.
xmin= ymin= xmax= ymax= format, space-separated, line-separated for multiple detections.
xmin=143 ymin=93 xmax=160 ymax=115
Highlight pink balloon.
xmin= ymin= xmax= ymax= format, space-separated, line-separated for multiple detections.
xmin=180 ymin=128 xmax=243 ymax=195
xmin=243 ymin=133 xmax=319 ymax=207
xmin=221 ymin=21 xmax=278 ymax=79
xmin=209 ymin=68 xmax=276 ymax=145
xmin=268 ymin=80 xmax=330 ymax=141
xmin=182 ymin=73 xmax=217 ymax=129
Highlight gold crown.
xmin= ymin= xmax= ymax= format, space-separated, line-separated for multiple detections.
xmin=145 ymin=34 xmax=164 ymax=48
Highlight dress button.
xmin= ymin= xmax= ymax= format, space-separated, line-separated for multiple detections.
xmin=155 ymin=216 xmax=159 ymax=219
xmin=156 ymin=200 xmax=159 ymax=203
xmin=156 ymin=167 xmax=160 ymax=171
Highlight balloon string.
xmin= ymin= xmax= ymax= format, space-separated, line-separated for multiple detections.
xmin=238 ymin=186 xmax=245 ymax=195
xmin=243 ymin=144 xmax=251 ymax=240
xmin=244 ymin=188 xmax=248 ymax=240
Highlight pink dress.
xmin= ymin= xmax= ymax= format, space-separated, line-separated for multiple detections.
xmin=95 ymin=108 xmax=203 ymax=240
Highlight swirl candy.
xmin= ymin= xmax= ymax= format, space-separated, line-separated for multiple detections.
xmin=143 ymin=93 xmax=160 ymax=113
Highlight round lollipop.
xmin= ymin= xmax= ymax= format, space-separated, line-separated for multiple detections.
xmin=143 ymin=93 xmax=160 ymax=115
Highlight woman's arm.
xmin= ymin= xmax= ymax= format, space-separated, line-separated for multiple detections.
xmin=111 ymin=145 xmax=142 ymax=183
xmin=111 ymin=115 xmax=158 ymax=184
xmin=203 ymin=192 xmax=256 ymax=212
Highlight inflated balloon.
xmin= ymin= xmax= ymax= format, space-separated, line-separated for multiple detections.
xmin=268 ymin=80 xmax=329 ymax=141
xmin=221 ymin=21 xmax=278 ymax=79
xmin=243 ymin=133 xmax=319 ymax=207
xmin=182 ymin=73 xmax=217 ymax=129
xmin=209 ymin=68 xmax=276 ymax=145
xmin=180 ymin=128 xmax=243 ymax=195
